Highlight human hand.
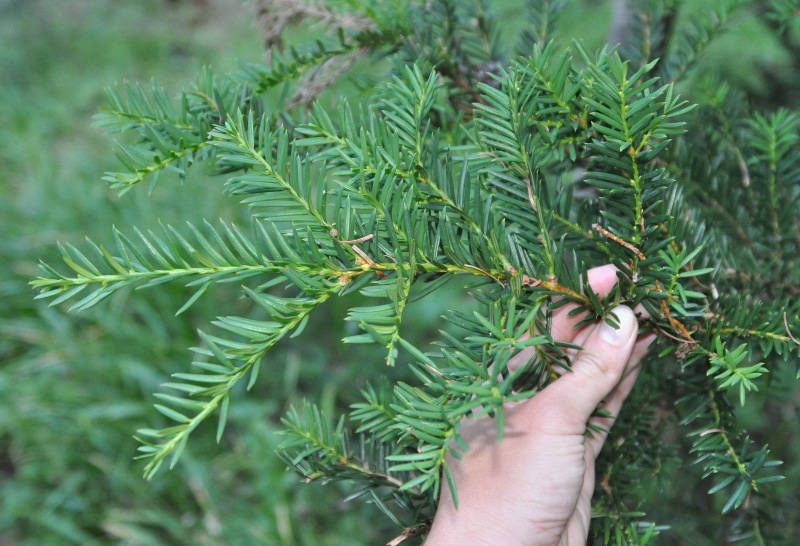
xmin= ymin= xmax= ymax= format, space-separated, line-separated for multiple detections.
xmin=425 ymin=264 xmax=655 ymax=545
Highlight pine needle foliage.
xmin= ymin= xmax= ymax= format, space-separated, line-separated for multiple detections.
xmin=32 ymin=0 xmax=800 ymax=543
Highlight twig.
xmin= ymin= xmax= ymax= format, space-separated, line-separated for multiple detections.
xmin=525 ymin=176 xmax=537 ymax=213
xmin=593 ymin=224 xmax=697 ymax=344
xmin=464 ymin=264 xmax=504 ymax=286
xmin=592 ymin=224 xmax=646 ymax=260
xmin=783 ymin=312 xmax=800 ymax=346
xmin=193 ymin=91 xmax=223 ymax=123
xmin=657 ymin=325 xmax=692 ymax=344
xmin=332 ymin=231 xmax=386 ymax=280
xmin=337 ymin=233 xmax=375 ymax=245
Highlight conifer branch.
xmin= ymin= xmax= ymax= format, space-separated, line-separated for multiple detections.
xmin=137 ymin=286 xmax=336 ymax=479
xmin=279 ymin=403 xmax=405 ymax=489
xmin=34 ymin=4 xmax=800 ymax=540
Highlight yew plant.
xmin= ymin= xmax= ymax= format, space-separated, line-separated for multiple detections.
xmin=32 ymin=0 xmax=800 ymax=543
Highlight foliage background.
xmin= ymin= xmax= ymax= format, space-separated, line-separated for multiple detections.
xmin=1 ymin=0 xmax=797 ymax=544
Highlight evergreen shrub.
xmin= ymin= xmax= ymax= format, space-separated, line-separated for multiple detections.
xmin=33 ymin=0 xmax=800 ymax=542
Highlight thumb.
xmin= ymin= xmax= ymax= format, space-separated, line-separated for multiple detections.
xmin=536 ymin=305 xmax=638 ymax=426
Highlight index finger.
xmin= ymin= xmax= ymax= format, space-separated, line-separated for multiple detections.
xmin=550 ymin=264 xmax=620 ymax=344
xmin=506 ymin=264 xmax=621 ymax=375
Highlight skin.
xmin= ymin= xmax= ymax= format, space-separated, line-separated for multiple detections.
xmin=426 ymin=264 xmax=656 ymax=545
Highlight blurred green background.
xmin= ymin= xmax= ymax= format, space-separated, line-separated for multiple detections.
xmin=1 ymin=0 xmax=798 ymax=544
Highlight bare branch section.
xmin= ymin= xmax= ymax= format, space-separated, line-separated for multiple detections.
xmin=254 ymin=0 xmax=376 ymax=49
xmin=254 ymin=0 xmax=377 ymax=108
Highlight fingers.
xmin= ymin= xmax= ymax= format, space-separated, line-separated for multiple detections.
xmin=583 ymin=331 xmax=656 ymax=456
xmin=508 ymin=264 xmax=623 ymax=374
xmin=550 ymin=264 xmax=620 ymax=343
xmin=550 ymin=265 xmax=653 ymax=345
xmin=527 ymin=305 xmax=638 ymax=433
xmin=583 ymin=360 xmax=643 ymax=456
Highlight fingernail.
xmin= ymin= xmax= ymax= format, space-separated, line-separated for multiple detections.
xmin=598 ymin=306 xmax=635 ymax=346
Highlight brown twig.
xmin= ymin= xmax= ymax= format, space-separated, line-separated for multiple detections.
xmin=656 ymin=325 xmax=692 ymax=344
xmin=464 ymin=264 xmax=504 ymax=286
xmin=193 ymin=91 xmax=223 ymax=123
xmin=592 ymin=224 xmax=697 ymax=345
xmin=592 ymin=224 xmax=646 ymax=260
xmin=525 ymin=176 xmax=538 ymax=213
xmin=388 ymin=524 xmax=429 ymax=546
xmin=332 ymin=231 xmax=386 ymax=280
xmin=337 ymin=233 xmax=375 ymax=245
xmin=783 ymin=312 xmax=800 ymax=346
